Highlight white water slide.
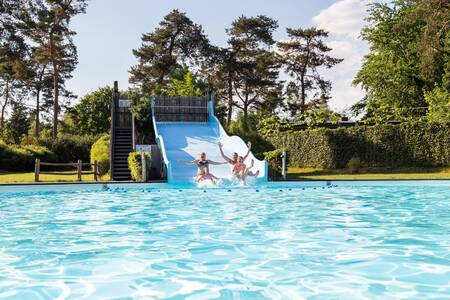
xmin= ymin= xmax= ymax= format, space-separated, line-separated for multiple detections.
xmin=152 ymin=97 xmax=267 ymax=184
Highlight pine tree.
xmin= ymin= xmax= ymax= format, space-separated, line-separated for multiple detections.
xmin=277 ymin=28 xmax=342 ymax=116
xmin=129 ymin=10 xmax=211 ymax=95
xmin=21 ymin=0 xmax=88 ymax=138
xmin=220 ymin=15 xmax=281 ymax=126
xmin=0 ymin=0 xmax=29 ymax=132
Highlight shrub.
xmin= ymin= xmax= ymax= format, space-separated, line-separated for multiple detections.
xmin=264 ymin=149 xmax=284 ymax=179
xmin=128 ymin=152 xmax=151 ymax=181
xmin=38 ymin=134 xmax=97 ymax=163
xmin=267 ymin=122 xmax=450 ymax=169
xmin=90 ymin=134 xmax=110 ymax=176
xmin=0 ymin=143 xmax=54 ymax=171
xmin=347 ymin=157 xmax=361 ymax=174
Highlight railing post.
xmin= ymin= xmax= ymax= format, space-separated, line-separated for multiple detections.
xmin=35 ymin=159 xmax=40 ymax=182
xmin=141 ymin=152 xmax=147 ymax=182
xmin=77 ymin=160 xmax=82 ymax=181
xmin=94 ymin=160 xmax=98 ymax=181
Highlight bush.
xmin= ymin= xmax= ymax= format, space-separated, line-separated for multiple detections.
xmin=264 ymin=149 xmax=284 ymax=179
xmin=38 ymin=134 xmax=97 ymax=163
xmin=128 ymin=152 xmax=151 ymax=181
xmin=347 ymin=157 xmax=361 ymax=174
xmin=267 ymin=122 xmax=450 ymax=169
xmin=90 ymin=134 xmax=110 ymax=176
xmin=0 ymin=143 xmax=54 ymax=171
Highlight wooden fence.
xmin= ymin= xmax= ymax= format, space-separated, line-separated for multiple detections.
xmin=153 ymin=96 xmax=209 ymax=122
xmin=34 ymin=159 xmax=101 ymax=182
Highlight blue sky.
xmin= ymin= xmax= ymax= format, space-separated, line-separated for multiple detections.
xmin=66 ymin=0 xmax=370 ymax=111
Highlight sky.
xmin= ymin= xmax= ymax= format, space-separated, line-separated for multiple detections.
xmin=66 ymin=0 xmax=370 ymax=112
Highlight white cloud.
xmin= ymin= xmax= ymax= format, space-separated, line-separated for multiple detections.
xmin=312 ymin=0 xmax=370 ymax=113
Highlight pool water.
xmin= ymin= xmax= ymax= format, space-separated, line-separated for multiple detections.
xmin=0 ymin=182 xmax=449 ymax=299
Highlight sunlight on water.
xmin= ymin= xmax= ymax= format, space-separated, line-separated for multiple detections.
xmin=0 ymin=183 xmax=449 ymax=299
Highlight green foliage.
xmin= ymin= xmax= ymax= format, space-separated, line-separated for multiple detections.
xmin=228 ymin=114 xmax=274 ymax=156
xmin=425 ymin=85 xmax=450 ymax=123
xmin=129 ymin=9 xmax=211 ymax=94
xmin=347 ymin=157 xmax=361 ymax=174
xmin=38 ymin=134 xmax=97 ymax=163
xmin=128 ymin=152 xmax=151 ymax=181
xmin=167 ymin=71 xmax=204 ymax=96
xmin=353 ymin=1 xmax=449 ymax=122
xmin=278 ymin=27 xmax=343 ymax=116
xmin=90 ymin=134 xmax=110 ymax=176
xmin=0 ymin=142 xmax=54 ymax=171
xmin=129 ymin=92 xmax=154 ymax=144
xmin=257 ymin=116 xmax=294 ymax=137
xmin=4 ymin=102 xmax=30 ymax=144
xmin=68 ymin=86 xmax=112 ymax=135
xmin=264 ymin=148 xmax=284 ymax=179
xmin=268 ymin=122 xmax=450 ymax=169
xmin=295 ymin=107 xmax=341 ymax=127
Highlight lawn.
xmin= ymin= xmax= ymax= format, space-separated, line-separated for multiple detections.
xmin=288 ymin=167 xmax=450 ymax=180
xmin=0 ymin=171 xmax=108 ymax=184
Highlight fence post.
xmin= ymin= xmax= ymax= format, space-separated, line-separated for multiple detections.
xmin=141 ymin=152 xmax=147 ymax=182
xmin=77 ymin=160 xmax=82 ymax=181
xmin=35 ymin=159 xmax=40 ymax=182
xmin=281 ymin=150 xmax=287 ymax=181
xmin=94 ymin=160 xmax=98 ymax=181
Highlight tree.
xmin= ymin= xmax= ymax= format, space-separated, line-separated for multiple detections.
xmin=67 ymin=86 xmax=112 ymax=136
xmin=21 ymin=0 xmax=88 ymax=138
xmin=5 ymin=101 xmax=30 ymax=144
xmin=222 ymin=15 xmax=281 ymax=126
xmin=277 ymin=27 xmax=342 ymax=117
xmin=167 ymin=69 xmax=206 ymax=97
xmin=0 ymin=0 xmax=29 ymax=131
xmin=353 ymin=0 xmax=449 ymax=122
xmin=129 ymin=10 xmax=211 ymax=95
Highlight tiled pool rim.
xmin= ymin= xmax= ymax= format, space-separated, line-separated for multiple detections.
xmin=0 ymin=180 xmax=449 ymax=193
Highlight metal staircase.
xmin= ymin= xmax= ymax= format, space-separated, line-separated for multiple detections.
xmin=110 ymin=82 xmax=133 ymax=181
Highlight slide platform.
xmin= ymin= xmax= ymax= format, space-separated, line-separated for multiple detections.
xmin=153 ymin=101 xmax=268 ymax=184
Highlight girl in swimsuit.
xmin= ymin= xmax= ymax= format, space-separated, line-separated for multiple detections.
xmin=232 ymin=156 xmax=259 ymax=184
xmin=178 ymin=152 xmax=226 ymax=181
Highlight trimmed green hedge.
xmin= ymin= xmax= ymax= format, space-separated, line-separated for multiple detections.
xmin=128 ymin=152 xmax=151 ymax=181
xmin=267 ymin=122 xmax=450 ymax=169
xmin=264 ymin=149 xmax=283 ymax=179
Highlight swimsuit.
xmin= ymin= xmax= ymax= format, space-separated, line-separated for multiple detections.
xmin=233 ymin=162 xmax=246 ymax=173
xmin=196 ymin=160 xmax=209 ymax=169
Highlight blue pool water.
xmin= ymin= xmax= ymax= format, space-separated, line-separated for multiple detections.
xmin=0 ymin=181 xmax=449 ymax=299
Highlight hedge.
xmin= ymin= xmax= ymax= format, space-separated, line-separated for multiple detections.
xmin=264 ymin=149 xmax=284 ymax=179
xmin=0 ymin=142 xmax=54 ymax=171
xmin=128 ymin=152 xmax=151 ymax=181
xmin=267 ymin=122 xmax=450 ymax=169
xmin=38 ymin=134 xmax=98 ymax=163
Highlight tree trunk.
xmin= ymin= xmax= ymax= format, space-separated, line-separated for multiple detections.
xmin=50 ymin=33 xmax=59 ymax=138
xmin=226 ymin=62 xmax=233 ymax=128
xmin=35 ymin=88 xmax=40 ymax=137
xmin=300 ymin=74 xmax=306 ymax=114
xmin=243 ymin=94 xmax=249 ymax=129
xmin=0 ymin=79 xmax=10 ymax=130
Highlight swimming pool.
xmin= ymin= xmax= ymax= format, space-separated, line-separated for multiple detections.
xmin=0 ymin=181 xmax=449 ymax=299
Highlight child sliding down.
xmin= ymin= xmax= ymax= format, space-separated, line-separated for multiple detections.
xmin=232 ymin=156 xmax=260 ymax=185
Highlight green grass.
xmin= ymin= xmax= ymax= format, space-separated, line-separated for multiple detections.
xmin=0 ymin=171 xmax=108 ymax=184
xmin=288 ymin=167 xmax=450 ymax=180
